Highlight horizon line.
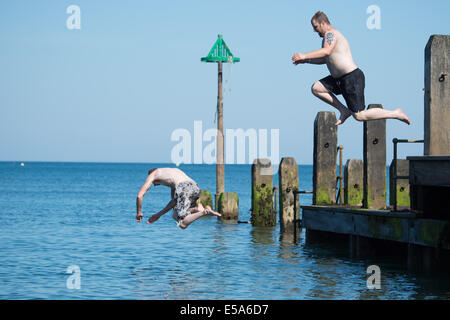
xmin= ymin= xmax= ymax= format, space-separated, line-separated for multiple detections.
xmin=0 ymin=160 xmax=315 ymax=166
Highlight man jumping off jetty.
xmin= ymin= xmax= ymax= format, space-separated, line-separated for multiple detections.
xmin=292 ymin=11 xmax=410 ymax=126
xmin=136 ymin=168 xmax=221 ymax=229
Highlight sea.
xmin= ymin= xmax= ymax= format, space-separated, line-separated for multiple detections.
xmin=0 ymin=161 xmax=449 ymax=300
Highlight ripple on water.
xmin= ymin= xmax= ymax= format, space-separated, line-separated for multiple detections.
xmin=1 ymin=162 xmax=449 ymax=299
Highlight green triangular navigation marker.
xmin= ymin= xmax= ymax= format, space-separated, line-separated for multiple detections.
xmin=201 ymin=34 xmax=240 ymax=63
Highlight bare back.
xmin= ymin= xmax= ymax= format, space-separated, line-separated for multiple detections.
xmin=325 ymin=28 xmax=358 ymax=78
xmin=151 ymin=168 xmax=194 ymax=188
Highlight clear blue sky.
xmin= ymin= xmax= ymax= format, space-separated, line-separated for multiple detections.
xmin=1 ymin=0 xmax=449 ymax=164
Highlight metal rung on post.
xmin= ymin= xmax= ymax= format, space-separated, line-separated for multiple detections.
xmin=393 ymin=175 xmax=410 ymax=180
xmin=273 ymin=186 xmax=278 ymax=216
xmin=293 ymin=189 xmax=313 ymax=241
xmin=336 ymin=145 xmax=344 ymax=204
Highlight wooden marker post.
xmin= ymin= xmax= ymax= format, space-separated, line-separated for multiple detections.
xmin=215 ymin=61 xmax=225 ymax=210
xmin=201 ymin=35 xmax=240 ymax=211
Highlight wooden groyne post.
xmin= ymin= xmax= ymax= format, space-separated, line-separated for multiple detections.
xmin=406 ymin=34 xmax=450 ymax=271
xmin=408 ymin=35 xmax=450 ymax=219
xmin=278 ymin=157 xmax=299 ymax=233
xmin=251 ymin=158 xmax=275 ymax=226
xmin=344 ymin=159 xmax=363 ymax=206
xmin=313 ymin=112 xmax=338 ymax=205
xmin=424 ymin=35 xmax=450 ymax=156
xmin=217 ymin=192 xmax=239 ymax=221
xmin=363 ymin=104 xmax=386 ymax=209
xmin=198 ymin=190 xmax=213 ymax=209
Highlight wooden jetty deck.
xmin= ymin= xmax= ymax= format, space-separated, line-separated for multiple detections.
xmin=301 ymin=205 xmax=450 ymax=250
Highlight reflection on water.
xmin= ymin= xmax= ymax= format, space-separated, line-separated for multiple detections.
xmin=250 ymin=226 xmax=276 ymax=246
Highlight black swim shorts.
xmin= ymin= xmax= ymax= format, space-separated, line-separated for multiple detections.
xmin=319 ymin=68 xmax=366 ymax=113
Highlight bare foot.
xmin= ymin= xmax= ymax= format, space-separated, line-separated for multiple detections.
xmin=205 ymin=205 xmax=221 ymax=217
xmin=395 ymin=108 xmax=411 ymax=125
xmin=335 ymin=109 xmax=352 ymax=126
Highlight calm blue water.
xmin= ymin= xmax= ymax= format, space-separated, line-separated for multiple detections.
xmin=1 ymin=162 xmax=449 ymax=300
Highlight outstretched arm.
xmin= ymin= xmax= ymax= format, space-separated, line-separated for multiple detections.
xmin=304 ymin=31 xmax=337 ymax=59
xmin=293 ymin=56 xmax=327 ymax=65
xmin=307 ymin=57 xmax=327 ymax=64
xmin=136 ymin=174 xmax=155 ymax=222
xmin=147 ymin=199 xmax=176 ymax=224
xmin=292 ymin=31 xmax=336 ymax=64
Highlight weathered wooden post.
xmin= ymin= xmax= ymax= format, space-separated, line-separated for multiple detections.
xmin=346 ymin=157 xmax=366 ymax=257
xmin=344 ymin=159 xmax=364 ymax=206
xmin=408 ymin=35 xmax=450 ymax=218
xmin=198 ymin=190 xmax=213 ymax=209
xmin=313 ymin=112 xmax=338 ymax=205
xmin=389 ymin=159 xmax=410 ymax=208
xmin=217 ymin=192 xmax=239 ymax=221
xmin=201 ymin=35 xmax=240 ymax=211
xmin=363 ymin=104 xmax=387 ymax=209
xmin=278 ymin=157 xmax=299 ymax=233
xmin=424 ymin=35 xmax=450 ymax=156
xmin=251 ymin=158 xmax=275 ymax=226
xmin=406 ymin=35 xmax=450 ymax=271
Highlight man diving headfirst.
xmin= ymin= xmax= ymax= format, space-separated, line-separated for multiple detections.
xmin=136 ymin=168 xmax=221 ymax=229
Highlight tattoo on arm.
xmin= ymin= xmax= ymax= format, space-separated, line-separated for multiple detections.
xmin=326 ymin=32 xmax=334 ymax=45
